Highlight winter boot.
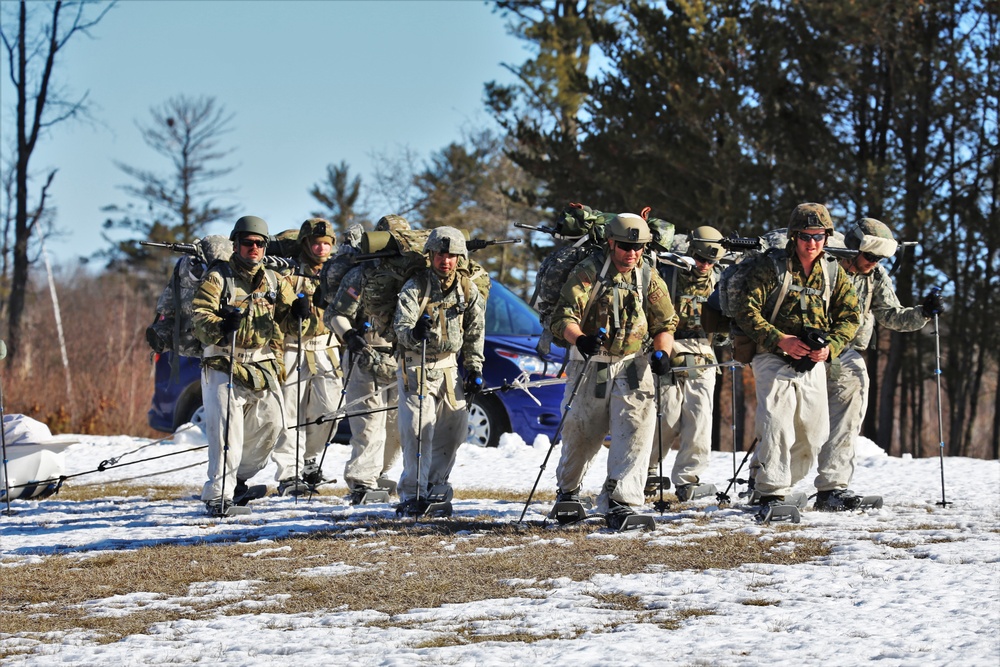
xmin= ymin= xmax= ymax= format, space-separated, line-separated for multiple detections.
xmin=277 ymin=477 xmax=311 ymax=497
xmin=814 ymin=489 xmax=882 ymax=512
xmin=350 ymin=485 xmax=390 ymax=506
xmin=644 ymin=473 xmax=670 ymax=497
xmin=301 ymin=458 xmax=327 ymax=488
xmin=675 ymin=482 xmax=717 ymax=502
xmin=233 ymin=480 xmax=268 ymax=506
xmin=550 ymin=487 xmax=587 ymax=525
xmin=605 ymin=500 xmax=655 ymax=532
xmin=395 ymin=497 xmax=430 ymax=517
xmin=755 ymin=495 xmax=802 ymax=524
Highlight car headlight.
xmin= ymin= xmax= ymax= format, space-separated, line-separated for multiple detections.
xmin=495 ymin=349 xmax=561 ymax=377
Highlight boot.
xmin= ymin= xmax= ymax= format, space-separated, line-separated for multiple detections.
xmin=814 ymin=489 xmax=864 ymax=512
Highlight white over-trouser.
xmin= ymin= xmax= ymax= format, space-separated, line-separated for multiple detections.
xmin=396 ymin=360 xmax=467 ymax=502
xmin=271 ymin=346 xmax=342 ymax=482
xmin=556 ymin=355 xmax=656 ymax=512
xmin=200 ymin=366 xmax=284 ymax=502
xmin=648 ymin=370 xmax=716 ymax=486
xmin=749 ymin=352 xmax=829 ymax=497
xmin=816 ymin=347 xmax=868 ymax=492
xmin=344 ymin=362 xmax=402 ymax=490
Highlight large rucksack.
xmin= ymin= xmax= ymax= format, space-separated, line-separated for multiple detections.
xmin=357 ymin=228 xmax=491 ymax=341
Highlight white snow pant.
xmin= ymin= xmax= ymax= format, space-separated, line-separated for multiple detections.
xmin=749 ymin=352 xmax=829 ymax=497
xmin=555 ymin=355 xmax=656 ymax=513
xmin=271 ymin=346 xmax=342 ymax=482
xmin=200 ymin=367 xmax=284 ymax=503
xmin=396 ymin=358 xmax=468 ymax=502
xmin=648 ymin=369 xmax=717 ymax=486
xmin=816 ymin=347 xmax=868 ymax=492
xmin=344 ymin=362 xmax=402 ymax=490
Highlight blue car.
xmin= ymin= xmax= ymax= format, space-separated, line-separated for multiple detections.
xmin=148 ymin=281 xmax=567 ymax=448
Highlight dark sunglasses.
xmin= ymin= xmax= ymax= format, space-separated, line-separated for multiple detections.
xmin=616 ymin=241 xmax=646 ymax=252
xmin=861 ymin=251 xmax=885 ymax=263
xmin=797 ymin=232 xmax=826 ymax=243
xmin=239 ymin=238 xmax=267 ymax=249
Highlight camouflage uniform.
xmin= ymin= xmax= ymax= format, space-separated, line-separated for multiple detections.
xmin=326 ymin=263 xmax=402 ymax=494
xmin=192 ymin=253 xmax=297 ymax=504
xmin=817 ymin=263 xmax=928 ymax=492
xmin=551 ymin=253 xmax=677 ymax=513
xmin=733 ymin=248 xmax=860 ymax=499
xmin=393 ymin=239 xmax=486 ymax=504
xmin=270 ymin=249 xmax=344 ymax=486
xmin=648 ymin=266 xmax=719 ymax=489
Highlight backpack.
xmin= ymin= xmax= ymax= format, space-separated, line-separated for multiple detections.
xmin=358 ymin=228 xmax=490 ymax=340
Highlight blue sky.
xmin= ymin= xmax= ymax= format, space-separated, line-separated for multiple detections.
xmin=1 ymin=0 xmax=526 ymax=264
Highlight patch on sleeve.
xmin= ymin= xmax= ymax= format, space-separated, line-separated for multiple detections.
xmin=346 ymin=286 xmax=360 ymax=302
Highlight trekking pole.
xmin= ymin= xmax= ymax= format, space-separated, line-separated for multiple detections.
xmin=414 ymin=315 xmax=430 ymax=516
xmin=0 ymin=339 xmax=14 ymax=516
xmin=730 ymin=360 xmax=738 ymax=480
xmin=293 ymin=296 xmax=305 ymax=505
xmin=652 ymin=354 xmax=669 ymax=514
xmin=219 ymin=310 xmax=241 ymax=516
xmin=930 ymin=287 xmax=950 ymax=507
xmin=518 ymin=328 xmax=606 ymax=524
xmin=715 ymin=437 xmax=759 ymax=507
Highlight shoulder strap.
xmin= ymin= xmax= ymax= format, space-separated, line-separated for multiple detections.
xmin=767 ymin=255 xmax=794 ymax=323
xmin=579 ymin=253 xmax=612 ymax=328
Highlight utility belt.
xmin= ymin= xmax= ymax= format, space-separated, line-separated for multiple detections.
xmin=203 ymin=343 xmax=277 ymax=364
xmin=568 ymin=348 xmax=641 ymax=398
xmin=568 ymin=347 xmax=637 ymax=364
xmin=284 ymin=332 xmax=338 ymax=353
xmin=398 ymin=349 xmax=461 ymax=409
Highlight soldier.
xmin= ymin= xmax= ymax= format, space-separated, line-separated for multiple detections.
xmin=392 ymin=226 xmax=486 ymax=517
xmin=646 ymin=225 xmax=725 ymax=502
xmin=551 ymin=213 xmax=677 ymax=529
xmin=270 ymin=218 xmax=344 ymax=495
xmin=815 ymin=218 xmax=938 ymax=510
xmin=325 ymin=215 xmax=409 ymax=505
xmin=192 ymin=215 xmax=299 ymax=515
xmin=732 ymin=203 xmax=860 ymax=514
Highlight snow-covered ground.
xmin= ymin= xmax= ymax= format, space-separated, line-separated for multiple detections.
xmin=2 ymin=426 xmax=998 ymax=666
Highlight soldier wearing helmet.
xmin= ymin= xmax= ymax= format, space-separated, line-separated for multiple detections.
xmin=550 ymin=212 xmax=678 ymax=529
xmin=732 ymin=203 xmax=860 ymax=515
xmin=392 ymin=225 xmax=486 ymax=516
xmin=270 ymin=218 xmax=346 ymax=496
xmin=324 ymin=214 xmax=412 ymax=505
xmin=646 ymin=225 xmax=725 ymax=503
xmin=192 ymin=216 xmax=299 ymax=515
xmin=813 ymin=217 xmax=937 ymax=511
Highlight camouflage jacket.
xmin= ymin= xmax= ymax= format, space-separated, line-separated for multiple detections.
xmin=393 ymin=270 xmax=486 ymax=373
xmin=192 ymin=258 xmax=298 ymax=391
xmin=665 ymin=266 xmax=717 ymax=339
xmin=847 ymin=263 xmax=928 ymax=350
xmin=281 ymin=255 xmax=334 ymax=341
xmin=733 ymin=252 xmax=860 ymax=359
xmin=552 ymin=254 xmax=677 ymax=356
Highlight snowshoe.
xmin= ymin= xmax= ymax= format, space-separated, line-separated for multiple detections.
xmin=548 ymin=501 xmax=588 ymax=526
xmin=395 ymin=497 xmax=430 ymax=518
xmin=233 ymin=483 xmax=268 ymax=506
xmin=814 ymin=489 xmax=883 ymax=512
xmin=277 ymin=478 xmax=311 ymax=497
xmin=376 ymin=476 xmax=398 ymax=496
xmin=675 ymin=482 xmax=717 ymax=502
xmin=349 ymin=486 xmax=391 ymax=506
xmin=643 ymin=475 xmax=671 ymax=497
xmin=605 ymin=504 xmax=655 ymax=532
xmin=754 ymin=492 xmax=808 ymax=524
xmin=422 ymin=484 xmax=453 ymax=517
xmin=205 ymin=499 xmax=251 ymax=517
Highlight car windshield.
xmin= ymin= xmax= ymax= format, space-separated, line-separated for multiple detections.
xmin=486 ymin=282 xmax=542 ymax=336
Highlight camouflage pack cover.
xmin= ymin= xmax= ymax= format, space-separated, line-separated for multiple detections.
xmin=145 ymin=235 xmax=233 ymax=358
xmin=267 ymin=229 xmax=301 ymax=258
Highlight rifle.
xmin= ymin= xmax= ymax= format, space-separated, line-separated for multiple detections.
xmin=466 ymin=238 xmax=521 ymax=252
xmin=688 ymin=233 xmax=763 ymax=253
xmin=139 ymin=241 xmax=199 ymax=255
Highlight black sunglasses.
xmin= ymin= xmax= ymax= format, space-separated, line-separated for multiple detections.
xmin=797 ymin=232 xmax=826 ymax=243
xmin=861 ymin=251 xmax=885 ymax=263
xmin=239 ymin=238 xmax=267 ymax=249
xmin=616 ymin=241 xmax=646 ymax=252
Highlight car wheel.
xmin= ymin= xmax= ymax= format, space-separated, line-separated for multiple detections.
xmin=173 ymin=384 xmax=205 ymax=434
xmin=466 ymin=394 xmax=510 ymax=448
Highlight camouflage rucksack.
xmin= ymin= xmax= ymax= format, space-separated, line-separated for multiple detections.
xmin=316 ymin=223 xmax=365 ymax=310
xmin=358 ymin=228 xmax=490 ymax=340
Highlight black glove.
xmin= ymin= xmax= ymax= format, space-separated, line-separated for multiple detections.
xmin=343 ymin=328 xmax=367 ymax=355
xmin=464 ymin=371 xmax=483 ymax=396
xmin=790 ymin=328 xmax=829 ymax=373
xmin=412 ymin=315 xmax=431 ymax=341
xmin=650 ymin=350 xmax=671 ymax=376
xmin=575 ymin=334 xmax=602 ymax=358
xmin=922 ymin=289 xmax=944 ymax=317
xmin=291 ymin=293 xmax=312 ymax=320
xmin=219 ymin=307 xmax=242 ymax=337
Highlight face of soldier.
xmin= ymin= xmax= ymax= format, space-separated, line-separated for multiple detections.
xmin=609 ymin=240 xmax=644 ymax=273
xmin=308 ymin=238 xmax=333 ymax=262
xmin=794 ymin=230 xmax=826 ymax=265
xmin=237 ymin=234 xmax=267 ymax=264
xmin=431 ymin=251 xmax=459 ymax=277
xmin=846 ymin=252 xmax=881 ymax=275
xmin=693 ymin=256 xmax=716 ymax=275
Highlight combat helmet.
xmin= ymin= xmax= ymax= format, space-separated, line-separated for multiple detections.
xmin=606 ymin=213 xmax=652 ymax=244
xmin=230 ymin=215 xmax=269 ymax=242
xmin=299 ymin=217 xmax=334 ymax=243
xmin=690 ymin=225 xmax=725 ymax=262
xmin=425 ymin=226 xmax=467 ymax=257
xmin=375 ymin=214 xmax=411 ymax=233
xmin=845 ymin=217 xmax=898 ymax=258
xmin=788 ymin=203 xmax=834 ymax=235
